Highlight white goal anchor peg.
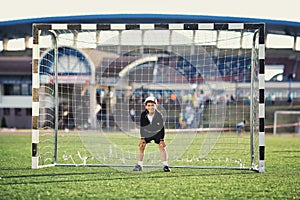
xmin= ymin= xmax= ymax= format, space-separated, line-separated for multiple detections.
xmin=77 ymin=151 xmax=90 ymax=166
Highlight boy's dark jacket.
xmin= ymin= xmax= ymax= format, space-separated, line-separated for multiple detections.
xmin=140 ymin=109 xmax=165 ymax=139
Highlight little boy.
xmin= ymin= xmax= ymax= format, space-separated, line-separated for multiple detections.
xmin=133 ymin=96 xmax=170 ymax=172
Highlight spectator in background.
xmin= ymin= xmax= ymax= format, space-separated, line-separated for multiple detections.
xmin=170 ymin=93 xmax=176 ymax=105
xmin=230 ymin=94 xmax=236 ymax=104
xmin=129 ymin=107 xmax=135 ymax=122
xmin=236 ymin=120 xmax=246 ymax=136
xmin=184 ymin=103 xmax=195 ymax=128
xmin=246 ymin=96 xmax=251 ymax=105
xmin=271 ymin=93 xmax=276 ymax=105
xmin=287 ymin=93 xmax=293 ymax=106
xmin=194 ymin=91 xmax=204 ymax=127
xmin=179 ymin=112 xmax=187 ymax=129
xmin=267 ymin=94 xmax=272 ymax=105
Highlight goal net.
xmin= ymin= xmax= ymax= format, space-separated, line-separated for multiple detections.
xmin=32 ymin=23 xmax=265 ymax=172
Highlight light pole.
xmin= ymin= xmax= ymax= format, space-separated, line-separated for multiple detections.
xmin=288 ymin=73 xmax=295 ymax=104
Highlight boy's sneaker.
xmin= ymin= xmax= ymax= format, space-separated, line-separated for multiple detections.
xmin=133 ymin=164 xmax=142 ymax=171
xmin=163 ymin=165 xmax=171 ymax=172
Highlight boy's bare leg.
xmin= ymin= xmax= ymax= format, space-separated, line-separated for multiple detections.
xmin=159 ymin=140 xmax=168 ymax=163
xmin=133 ymin=139 xmax=146 ymax=171
xmin=159 ymin=140 xmax=170 ymax=172
xmin=138 ymin=139 xmax=146 ymax=162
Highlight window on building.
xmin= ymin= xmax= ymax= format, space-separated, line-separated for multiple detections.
xmin=3 ymin=108 xmax=10 ymax=116
xmin=26 ymin=108 xmax=32 ymax=116
xmin=21 ymin=84 xmax=31 ymax=95
xmin=12 ymin=84 xmax=21 ymax=95
xmin=7 ymin=38 xmax=25 ymax=50
xmin=266 ymin=34 xmax=294 ymax=48
xmin=15 ymin=108 xmax=22 ymax=116
xmin=0 ymin=41 xmax=3 ymax=51
xmin=3 ymin=84 xmax=32 ymax=95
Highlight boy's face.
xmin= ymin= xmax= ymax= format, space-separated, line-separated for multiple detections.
xmin=145 ymin=102 xmax=156 ymax=114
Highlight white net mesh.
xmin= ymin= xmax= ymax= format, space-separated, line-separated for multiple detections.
xmin=35 ymin=24 xmax=260 ymax=171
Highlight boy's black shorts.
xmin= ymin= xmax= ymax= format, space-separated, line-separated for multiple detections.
xmin=143 ymin=133 xmax=164 ymax=144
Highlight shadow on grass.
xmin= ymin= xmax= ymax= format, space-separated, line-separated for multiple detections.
xmin=0 ymin=168 xmax=255 ymax=186
xmin=0 ymin=167 xmax=32 ymax=171
xmin=1 ymin=171 xmax=102 ymax=179
xmin=271 ymin=150 xmax=300 ymax=153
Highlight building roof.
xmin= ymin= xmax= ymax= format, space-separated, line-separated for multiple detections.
xmin=1 ymin=14 xmax=300 ymax=40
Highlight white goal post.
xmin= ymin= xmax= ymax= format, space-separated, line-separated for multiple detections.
xmin=32 ymin=22 xmax=265 ymax=172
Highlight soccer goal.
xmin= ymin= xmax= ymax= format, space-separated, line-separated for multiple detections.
xmin=273 ymin=110 xmax=300 ymax=135
xmin=32 ymin=23 xmax=265 ymax=172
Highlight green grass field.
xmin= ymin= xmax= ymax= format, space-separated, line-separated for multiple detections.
xmin=0 ymin=132 xmax=299 ymax=200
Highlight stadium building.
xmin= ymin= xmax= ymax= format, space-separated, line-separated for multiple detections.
xmin=0 ymin=14 xmax=300 ymax=129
